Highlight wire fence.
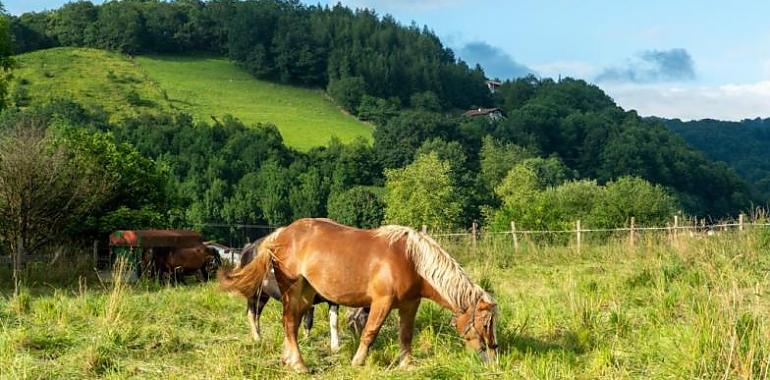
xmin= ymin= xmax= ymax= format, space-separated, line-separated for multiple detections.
xmin=190 ymin=214 xmax=770 ymax=252
xmin=431 ymin=222 xmax=770 ymax=237
xmin=3 ymin=215 xmax=768 ymax=269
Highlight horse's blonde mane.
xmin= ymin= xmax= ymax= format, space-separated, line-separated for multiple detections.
xmin=376 ymin=225 xmax=490 ymax=312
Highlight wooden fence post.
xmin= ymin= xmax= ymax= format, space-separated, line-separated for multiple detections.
xmin=576 ymin=220 xmax=582 ymax=254
xmin=422 ymin=224 xmax=427 ymax=234
xmin=471 ymin=222 xmax=478 ymax=252
xmin=629 ymin=217 xmax=635 ymax=249
xmin=739 ymin=213 xmax=745 ymax=232
xmin=510 ymin=221 xmax=519 ymax=253
xmin=673 ymin=215 xmax=679 ymax=242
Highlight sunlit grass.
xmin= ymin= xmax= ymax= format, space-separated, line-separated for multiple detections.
xmin=2 ymin=229 xmax=769 ymax=379
xmin=135 ymin=55 xmax=372 ymax=150
xmin=13 ymin=47 xmax=174 ymax=123
xmin=13 ymin=47 xmax=373 ymax=151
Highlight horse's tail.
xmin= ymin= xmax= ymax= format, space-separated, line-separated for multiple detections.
xmin=218 ymin=228 xmax=283 ymax=298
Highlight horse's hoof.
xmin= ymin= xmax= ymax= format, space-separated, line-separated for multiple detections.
xmin=291 ymin=362 xmax=309 ymax=373
xmin=330 ymin=344 xmax=340 ymax=354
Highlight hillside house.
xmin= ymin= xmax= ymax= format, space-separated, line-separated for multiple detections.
xmin=463 ymin=107 xmax=505 ymax=121
xmin=486 ymin=80 xmax=502 ymax=93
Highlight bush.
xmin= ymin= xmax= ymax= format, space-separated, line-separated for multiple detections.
xmin=327 ymin=76 xmax=366 ymax=113
xmin=410 ymin=91 xmax=441 ymax=112
xmin=489 ymin=162 xmax=679 ymax=232
xmin=384 ymin=152 xmax=462 ymax=230
xmin=357 ymin=95 xmax=400 ymax=126
xmin=327 ymin=186 xmax=385 ymax=228
xmin=590 ymin=176 xmax=678 ymax=228
xmin=125 ymin=90 xmax=142 ymax=106
xmin=10 ymin=85 xmax=30 ymax=107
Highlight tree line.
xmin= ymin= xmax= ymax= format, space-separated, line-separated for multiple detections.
xmin=0 ymin=0 xmax=762 ymax=261
xmin=9 ymin=0 xmax=490 ymax=113
xmin=663 ymin=117 xmax=770 ymax=200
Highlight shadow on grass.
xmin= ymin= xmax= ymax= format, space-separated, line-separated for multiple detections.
xmin=503 ymin=332 xmax=588 ymax=356
xmin=0 ymin=260 xmax=219 ymax=298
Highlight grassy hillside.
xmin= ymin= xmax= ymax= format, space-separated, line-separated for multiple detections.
xmin=135 ymin=55 xmax=371 ymax=150
xmin=2 ymin=231 xmax=769 ymax=378
xmin=13 ymin=48 xmax=372 ymax=150
xmin=12 ymin=48 xmax=173 ymax=122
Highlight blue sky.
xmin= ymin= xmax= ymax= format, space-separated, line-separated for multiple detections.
xmin=6 ymin=0 xmax=770 ymax=120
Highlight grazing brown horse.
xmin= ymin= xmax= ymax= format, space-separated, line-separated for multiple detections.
xmin=220 ymin=218 xmax=498 ymax=372
xmin=155 ymin=244 xmax=220 ymax=283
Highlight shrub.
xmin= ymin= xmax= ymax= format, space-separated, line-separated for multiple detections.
xmin=410 ymin=91 xmax=441 ymax=112
xmin=327 ymin=76 xmax=366 ymax=113
xmin=327 ymin=186 xmax=385 ymax=228
xmin=591 ymin=176 xmax=678 ymax=228
xmin=384 ymin=152 xmax=461 ymax=230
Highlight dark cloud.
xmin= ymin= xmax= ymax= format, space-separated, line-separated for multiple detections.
xmin=596 ymin=48 xmax=696 ymax=83
xmin=458 ymin=41 xmax=535 ymax=80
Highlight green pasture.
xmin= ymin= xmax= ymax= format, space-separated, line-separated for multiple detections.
xmin=12 ymin=48 xmax=372 ymax=150
xmin=2 ymin=230 xmax=769 ymax=379
xmin=12 ymin=47 xmax=173 ymax=123
xmin=134 ymin=55 xmax=372 ymax=150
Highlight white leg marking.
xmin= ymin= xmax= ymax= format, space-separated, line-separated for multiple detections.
xmin=248 ymin=308 xmax=261 ymax=341
xmin=330 ymin=306 xmax=340 ymax=352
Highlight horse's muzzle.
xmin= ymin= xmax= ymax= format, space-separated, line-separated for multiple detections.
xmin=479 ymin=347 xmax=498 ymax=363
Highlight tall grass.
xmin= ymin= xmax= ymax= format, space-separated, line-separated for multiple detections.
xmin=1 ymin=229 xmax=769 ymax=379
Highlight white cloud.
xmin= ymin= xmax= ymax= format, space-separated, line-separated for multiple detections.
xmin=531 ymin=61 xmax=599 ymax=80
xmin=603 ymin=81 xmax=770 ymax=121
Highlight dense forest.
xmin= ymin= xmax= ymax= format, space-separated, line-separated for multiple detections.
xmin=0 ymin=0 xmax=764 ymax=254
xmin=9 ymin=0 xmax=490 ymax=112
xmin=664 ymin=117 xmax=770 ymax=199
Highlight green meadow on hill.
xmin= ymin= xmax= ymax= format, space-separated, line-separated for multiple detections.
xmin=12 ymin=48 xmax=173 ymax=122
xmin=12 ymin=48 xmax=372 ymax=150
xmin=135 ymin=55 xmax=372 ymax=150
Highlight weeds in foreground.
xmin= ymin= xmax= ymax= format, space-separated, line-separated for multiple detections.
xmin=1 ymin=230 xmax=769 ymax=379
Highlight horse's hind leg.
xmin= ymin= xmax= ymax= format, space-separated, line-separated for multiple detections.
xmin=329 ymin=304 xmax=340 ymax=352
xmin=302 ymin=306 xmax=314 ymax=338
xmin=281 ymin=279 xmax=315 ymax=373
xmin=351 ymin=297 xmax=393 ymax=366
xmin=347 ymin=307 xmax=370 ymax=336
xmin=247 ymin=295 xmax=268 ymax=341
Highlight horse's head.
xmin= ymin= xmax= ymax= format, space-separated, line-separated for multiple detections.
xmin=452 ymin=295 xmax=498 ymax=363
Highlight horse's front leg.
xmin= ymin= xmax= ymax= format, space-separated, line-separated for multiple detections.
xmin=398 ymin=300 xmax=420 ymax=368
xmin=328 ymin=304 xmax=340 ymax=352
xmin=351 ymin=297 xmax=393 ymax=366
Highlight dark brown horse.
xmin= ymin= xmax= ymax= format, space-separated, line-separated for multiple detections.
xmin=154 ymin=244 xmax=220 ymax=283
xmin=220 ymin=218 xmax=497 ymax=372
xmin=240 ymin=240 xmax=368 ymax=351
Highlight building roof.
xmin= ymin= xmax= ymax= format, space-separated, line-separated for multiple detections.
xmin=463 ymin=107 xmax=504 ymax=117
xmin=109 ymin=229 xmax=202 ymax=248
